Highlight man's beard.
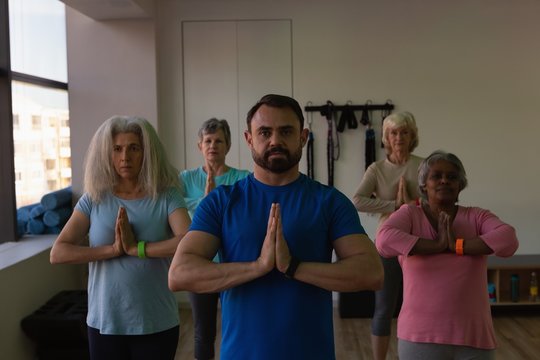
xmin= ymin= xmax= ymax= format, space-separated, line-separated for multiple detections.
xmin=252 ymin=145 xmax=302 ymax=174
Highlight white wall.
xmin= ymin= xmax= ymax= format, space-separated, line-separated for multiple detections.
xmin=63 ymin=0 xmax=539 ymax=282
xmin=66 ymin=7 xmax=158 ymax=198
xmin=154 ymin=0 xmax=540 ymax=254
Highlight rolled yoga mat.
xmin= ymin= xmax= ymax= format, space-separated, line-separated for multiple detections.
xmin=17 ymin=203 xmax=39 ymax=222
xmin=27 ymin=218 xmax=45 ymax=235
xmin=41 ymin=186 xmax=72 ymax=211
xmin=29 ymin=204 xmax=45 ymax=219
xmin=43 ymin=206 xmax=72 ymax=228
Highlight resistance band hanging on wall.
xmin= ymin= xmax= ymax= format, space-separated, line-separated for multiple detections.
xmin=306 ymin=102 xmax=315 ymax=180
xmin=304 ymin=100 xmax=394 ymax=186
xmin=319 ymin=101 xmax=340 ymax=187
xmin=380 ymin=100 xmax=393 ymax=148
xmin=337 ymin=101 xmax=358 ymax=132
xmin=365 ymin=125 xmax=375 ymax=169
xmin=362 ymin=100 xmax=375 ymax=169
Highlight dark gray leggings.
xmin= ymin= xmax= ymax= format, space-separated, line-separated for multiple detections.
xmin=188 ymin=291 xmax=219 ymax=360
xmin=371 ymin=255 xmax=402 ymax=336
xmin=87 ymin=325 xmax=179 ymax=360
xmin=398 ymin=339 xmax=496 ymax=360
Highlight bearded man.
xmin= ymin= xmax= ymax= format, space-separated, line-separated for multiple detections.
xmin=169 ymin=94 xmax=383 ymax=360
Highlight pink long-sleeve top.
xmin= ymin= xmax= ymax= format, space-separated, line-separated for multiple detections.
xmin=377 ymin=204 xmax=519 ymax=349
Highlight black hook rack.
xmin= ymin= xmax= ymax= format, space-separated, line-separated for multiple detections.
xmin=304 ymin=101 xmax=394 ymax=120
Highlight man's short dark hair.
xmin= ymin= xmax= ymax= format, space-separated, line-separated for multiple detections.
xmin=246 ymin=94 xmax=304 ymax=131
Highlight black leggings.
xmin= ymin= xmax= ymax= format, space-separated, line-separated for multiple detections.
xmin=188 ymin=292 xmax=219 ymax=360
xmin=87 ymin=325 xmax=179 ymax=360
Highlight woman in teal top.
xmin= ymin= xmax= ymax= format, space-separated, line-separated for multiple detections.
xmin=180 ymin=118 xmax=249 ymax=360
xmin=51 ymin=116 xmax=191 ymax=360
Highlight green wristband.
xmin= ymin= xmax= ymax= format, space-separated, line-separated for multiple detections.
xmin=137 ymin=241 xmax=146 ymax=259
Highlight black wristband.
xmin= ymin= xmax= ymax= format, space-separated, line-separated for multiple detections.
xmin=285 ymin=256 xmax=301 ymax=279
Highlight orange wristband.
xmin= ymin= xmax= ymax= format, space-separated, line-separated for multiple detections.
xmin=455 ymin=238 xmax=464 ymax=256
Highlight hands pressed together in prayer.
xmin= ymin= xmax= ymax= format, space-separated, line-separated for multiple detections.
xmin=257 ymin=203 xmax=293 ymax=275
xmin=395 ymin=176 xmax=415 ymax=210
xmin=114 ymin=206 xmax=138 ymax=257
xmin=409 ymin=207 xmax=464 ymax=256
xmin=436 ymin=211 xmax=458 ymax=253
xmin=204 ymin=161 xmax=217 ymax=196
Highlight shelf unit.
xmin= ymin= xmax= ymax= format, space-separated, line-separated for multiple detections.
xmin=487 ymin=255 xmax=540 ymax=306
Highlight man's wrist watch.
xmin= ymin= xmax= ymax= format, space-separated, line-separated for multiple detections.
xmin=285 ymin=256 xmax=301 ymax=279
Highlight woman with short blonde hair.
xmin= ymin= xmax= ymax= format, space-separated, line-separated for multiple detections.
xmin=353 ymin=111 xmax=423 ymax=360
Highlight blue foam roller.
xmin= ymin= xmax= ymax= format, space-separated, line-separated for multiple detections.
xmin=27 ymin=218 xmax=45 ymax=234
xmin=43 ymin=207 xmax=72 ymax=227
xmin=17 ymin=203 xmax=39 ymax=222
xmin=30 ymin=204 xmax=45 ymax=219
xmin=41 ymin=186 xmax=72 ymax=211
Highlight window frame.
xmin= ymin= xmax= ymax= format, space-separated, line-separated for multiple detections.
xmin=0 ymin=0 xmax=68 ymax=243
xmin=1 ymin=0 xmax=17 ymax=243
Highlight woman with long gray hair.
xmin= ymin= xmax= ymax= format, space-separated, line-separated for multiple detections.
xmin=50 ymin=116 xmax=191 ymax=359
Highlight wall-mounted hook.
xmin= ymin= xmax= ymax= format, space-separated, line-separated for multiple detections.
xmin=360 ymin=100 xmax=372 ymax=125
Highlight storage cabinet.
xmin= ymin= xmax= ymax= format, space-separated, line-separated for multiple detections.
xmin=487 ymin=255 xmax=540 ymax=306
xmin=183 ymin=20 xmax=292 ymax=171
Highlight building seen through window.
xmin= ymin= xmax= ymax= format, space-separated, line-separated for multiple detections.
xmin=9 ymin=0 xmax=70 ymax=208
xmin=12 ymin=81 xmax=70 ymax=206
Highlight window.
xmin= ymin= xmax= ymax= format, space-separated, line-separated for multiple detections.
xmin=31 ymin=115 xmax=41 ymax=129
xmin=9 ymin=0 xmax=67 ymax=82
xmin=48 ymin=116 xmax=58 ymax=128
xmin=47 ymin=179 xmax=58 ymax=191
xmin=45 ymin=159 xmax=55 ymax=170
xmin=13 ymin=81 xmax=70 ymax=207
xmin=0 ymin=0 xmax=69 ymax=243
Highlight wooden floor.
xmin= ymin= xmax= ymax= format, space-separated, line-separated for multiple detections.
xmin=175 ymin=307 xmax=540 ymax=359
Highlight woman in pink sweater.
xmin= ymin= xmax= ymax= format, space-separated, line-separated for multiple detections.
xmin=377 ymin=150 xmax=518 ymax=360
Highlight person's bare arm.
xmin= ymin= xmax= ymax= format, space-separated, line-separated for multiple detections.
xmin=119 ymin=207 xmax=191 ymax=258
xmin=272 ymin=203 xmax=382 ymax=292
xmin=50 ymin=209 xmax=123 ymax=264
xmin=409 ymin=211 xmax=494 ymax=255
xmin=279 ymin=233 xmax=384 ymax=293
xmin=442 ymin=211 xmax=493 ymax=256
xmin=457 ymin=238 xmax=494 ymax=255
xmin=168 ymin=204 xmax=279 ymax=293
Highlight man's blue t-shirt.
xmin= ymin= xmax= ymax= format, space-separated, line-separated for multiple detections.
xmin=190 ymin=173 xmax=365 ymax=360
